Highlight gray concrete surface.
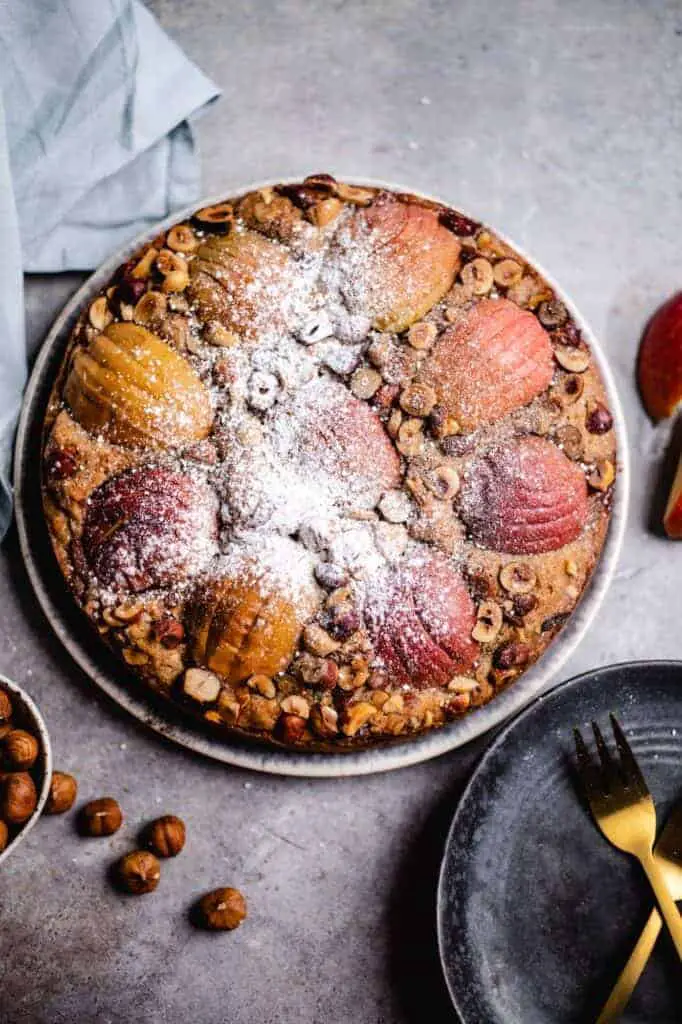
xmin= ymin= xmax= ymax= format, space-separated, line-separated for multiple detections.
xmin=2 ymin=1 xmax=682 ymax=1021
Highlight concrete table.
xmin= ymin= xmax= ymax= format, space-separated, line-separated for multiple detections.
xmin=1 ymin=2 xmax=680 ymax=1021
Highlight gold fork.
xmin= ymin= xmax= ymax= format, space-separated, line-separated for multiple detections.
xmin=573 ymin=715 xmax=682 ymax=967
xmin=596 ymin=801 xmax=682 ymax=1022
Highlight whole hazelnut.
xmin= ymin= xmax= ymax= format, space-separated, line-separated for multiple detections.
xmin=117 ymin=850 xmax=161 ymax=895
xmin=0 ymin=689 xmax=12 ymax=724
xmin=3 ymin=729 xmax=39 ymax=770
xmin=0 ymin=819 xmax=8 ymax=852
xmin=79 ymin=797 xmax=123 ymax=837
xmin=197 ymin=887 xmax=247 ymax=931
xmin=45 ymin=771 xmax=78 ymax=815
xmin=1 ymin=772 xmax=37 ymax=825
xmin=145 ymin=815 xmax=186 ymax=858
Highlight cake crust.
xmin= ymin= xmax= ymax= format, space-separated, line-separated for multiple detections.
xmin=41 ymin=177 xmax=617 ymax=749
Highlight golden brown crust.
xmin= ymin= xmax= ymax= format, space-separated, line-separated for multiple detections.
xmin=41 ymin=175 xmax=617 ymax=750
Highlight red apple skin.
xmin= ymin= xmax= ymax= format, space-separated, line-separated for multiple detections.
xmin=664 ymin=452 xmax=682 ymax=538
xmin=365 ymin=555 xmax=478 ymax=689
xmin=81 ymin=465 xmax=218 ymax=592
xmin=638 ymin=292 xmax=682 ymax=421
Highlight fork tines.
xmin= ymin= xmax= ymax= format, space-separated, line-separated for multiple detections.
xmin=573 ymin=716 xmax=649 ymax=800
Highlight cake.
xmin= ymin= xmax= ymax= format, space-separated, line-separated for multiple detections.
xmin=41 ymin=176 xmax=617 ymax=748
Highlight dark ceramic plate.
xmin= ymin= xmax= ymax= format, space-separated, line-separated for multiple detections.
xmin=438 ymin=661 xmax=682 ymax=1024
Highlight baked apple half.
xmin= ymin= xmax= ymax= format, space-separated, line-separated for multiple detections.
xmin=459 ymin=436 xmax=588 ymax=554
xmin=188 ymin=229 xmax=293 ymax=341
xmin=365 ymin=553 xmax=478 ymax=688
xmin=337 ymin=193 xmax=461 ymax=333
xmin=419 ymin=298 xmax=554 ymax=432
xmin=81 ymin=465 xmax=218 ymax=592
xmin=189 ymin=537 xmax=320 ymax=685
xmin=65 ymin=323 xmax=213 ymax=449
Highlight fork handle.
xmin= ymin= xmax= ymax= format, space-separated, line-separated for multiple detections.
xmin=596 ymin=908 xmax=662 ymax=1023
xmin=640 ymin=852 xmax=682 ymax=961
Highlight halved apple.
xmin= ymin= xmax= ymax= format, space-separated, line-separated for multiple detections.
xmin=64 ymin=323 xmax=212 ymax=448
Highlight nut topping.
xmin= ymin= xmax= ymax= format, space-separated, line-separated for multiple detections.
xmin=554 ymin=345 xmax=590 ymax=373
xmin=280 ymin=695 xmax=311 ymax=719
xmin=182 ymin=668 xmax=221 ymax=704
xmin=350 ymin=367 xmax=382 ymax=400
xmin=88 ymin=296 xmax=113 ymax=332
xmin=407 ymin=321 xmax=437 ymax=351
xmin=191 ymin=202 xmax=234 ymax=234
xmin=378 ymin=489 xmax=413 ymax=523
xmin=471 ymin=601 xmax=503 ymax=643
xmin=309 ymin=704 xmax=339 ymax=738
xmin=493 ymin=259 xmax=523 ymax=288
xmin=423 ymin=464 xmax=460 ymax=501
xmin=396 ymin=418 xmax=424 ymax=456
xmin=460 ymin=257 xmax=494 ymax=295
xmin=166 ymin=224 xmax=198 ymax=253
xmin=399 ymin=383 xmax=437 ymax=418
xmin=588 ymin=459 xmax=615 ymax=492
xmin=499 ymin=562 xmax=537 ymax=595
xmin=553 ymin=424 xmax=584 ymax=461
xmin=133 ymin=290 xmax=167 ymax=326
xmin=340 ymin=701 xmax=377 ymax=737
xmin=303 ymin=623 xmax=340 ymax=657
xmin=537 ymin=300 xmax=568 ymax=328
xmin=494 ymin=642 xmax=531 ymax=670
xmin=556 ymin=373 xmax=584 ymax=405
xmin=204 ymin=321 xmax=239 ymax=347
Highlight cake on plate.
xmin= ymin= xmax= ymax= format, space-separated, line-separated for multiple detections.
xmin=41 ymin=175 xmax=617 ymax=748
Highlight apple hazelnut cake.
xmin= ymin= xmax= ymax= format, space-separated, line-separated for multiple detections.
xmin=41 ymin=175 xmax=617 ymax=749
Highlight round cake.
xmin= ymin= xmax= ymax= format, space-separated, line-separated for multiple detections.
xmin=41 ymin=176 xmax=617 ymax=748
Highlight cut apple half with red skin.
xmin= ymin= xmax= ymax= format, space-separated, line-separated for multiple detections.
xmin=664 ymin=453 xmax=682 ymax=538
xmin=459 ymin=436 xmax=589 ymax=555
xmin=419 ymin=298 xmax=554 ymax=432
xmin=365 ymin=554 xmax=478 ymax=689
xmin=638 ymin=292 xmax=682 ymax=421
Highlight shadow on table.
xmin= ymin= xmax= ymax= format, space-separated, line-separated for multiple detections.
xmin=387 ymin=778 xmax=468 ymax=1024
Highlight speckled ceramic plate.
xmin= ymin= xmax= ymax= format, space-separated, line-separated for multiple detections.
xmin=438 ymin=661 xmax=682 ymax=1023
xmin=0 ymin=674 xmax=53 ymax=868
xmin=14 ymin=179 xmax=629 ymax=777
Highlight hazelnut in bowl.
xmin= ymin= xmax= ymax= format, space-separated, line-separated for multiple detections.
xmin=0 ymin=675 xmax=52 ymax=867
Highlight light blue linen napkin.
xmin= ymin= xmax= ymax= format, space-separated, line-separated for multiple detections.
xmin=0 ymin=0 xmax=220 ymax=538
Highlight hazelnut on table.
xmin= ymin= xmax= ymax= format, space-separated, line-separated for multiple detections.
xmin=196 ymin=887 xmax=247 ymax=931
xmin=44 ymin=771 xmax=78 ymax=815
xmin=78 ymin=797 xmax=123 ymax=837
xmin=117 ymin=850 xmax=161 ymax=895
xmin=145 ymin=815 xmax=186 ymax=858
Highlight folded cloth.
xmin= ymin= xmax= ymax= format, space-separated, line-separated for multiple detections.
xmin=0 ymin=0 xmax=220 ymax=538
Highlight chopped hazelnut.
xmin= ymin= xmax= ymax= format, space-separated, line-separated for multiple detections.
xmin=133 ymin=290 xmax=167 ymax=327
xmin=538 ymin=300 xmax=568 ymax=328
xmin=197 ymin=887 xmax=247 ymax=930
xmin=341 ymin=701 xmax=378 ymax=737
xmin=280 ymin=695 xmax=310 ymax=719
xmin=166 ymin=224 xmax=198 ymax=254
xmin=309 ymin=704 xmax=339 ymax=739
xmin=423 ymin=465 xmax=460 ymax=501
xmin=145 ymin=815 xmax=186 ymax=858
xmin=44 ymin=771 xmax=78 ymax=815
xmin=460 ymin=257 xmax=494 ymax=295
xmin=493 ymin=259 xmax=523 ymax=288
xmin=309 ymin=196 xmax=343 ymax=227
xmin=350 ymin=367 xmax=382 ymax=400
xmin=471 ymin=601 xmax=503 ymax=643
xmin=400 ymin=383 xmax=437 ymax=418
xmin=554 ymin=346 xmax=590 ymax=373
xmin=277 ymin=712 xmax=307 ymax=743
xmin=88 ymin=296 xmax=113 ymax=332
xmin=498 ymin=562 xmax=537 ymax=595
xmin=396 ymin=418 xmax=424 ymax=457
xmin=204 ymin=321 xmax=239 ymax=348
xmin=588 ymin=459 xmax=615 ymax=492
xmin=183 ymin=669 xmax=221 ymax=704
xmin=246 ymin=674 xmax=276 ymax=699
xmin=407 ymin=322 xmax=437 ymax=351
xmin=303 ymin=623 xmax=340 ymax=657
xmin=79 ymin=797 xmax=123 ymax=837
xmin=117 ymin=850 xmax=161 ymax=895
xmin=378 ymin=489 xmax=412 ymax=523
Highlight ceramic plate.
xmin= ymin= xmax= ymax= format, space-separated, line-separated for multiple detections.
xmin=14 ymin=180 xmax=629 ymax=777
xmin=438 ymin=661 xmax=682 ymax=1023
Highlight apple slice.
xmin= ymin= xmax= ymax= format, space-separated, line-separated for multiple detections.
xmin=638 ymin=292 xmax=682 ymax=420
xmin=664 ymin=452 xmax=682 ymax=538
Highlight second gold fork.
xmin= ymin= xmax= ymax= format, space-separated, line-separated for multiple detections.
xmin=573 ymin=715 xmax=682 ymax=965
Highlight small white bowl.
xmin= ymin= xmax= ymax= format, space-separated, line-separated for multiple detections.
xmin=0 ymin=674 xmax=52 ymax=867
